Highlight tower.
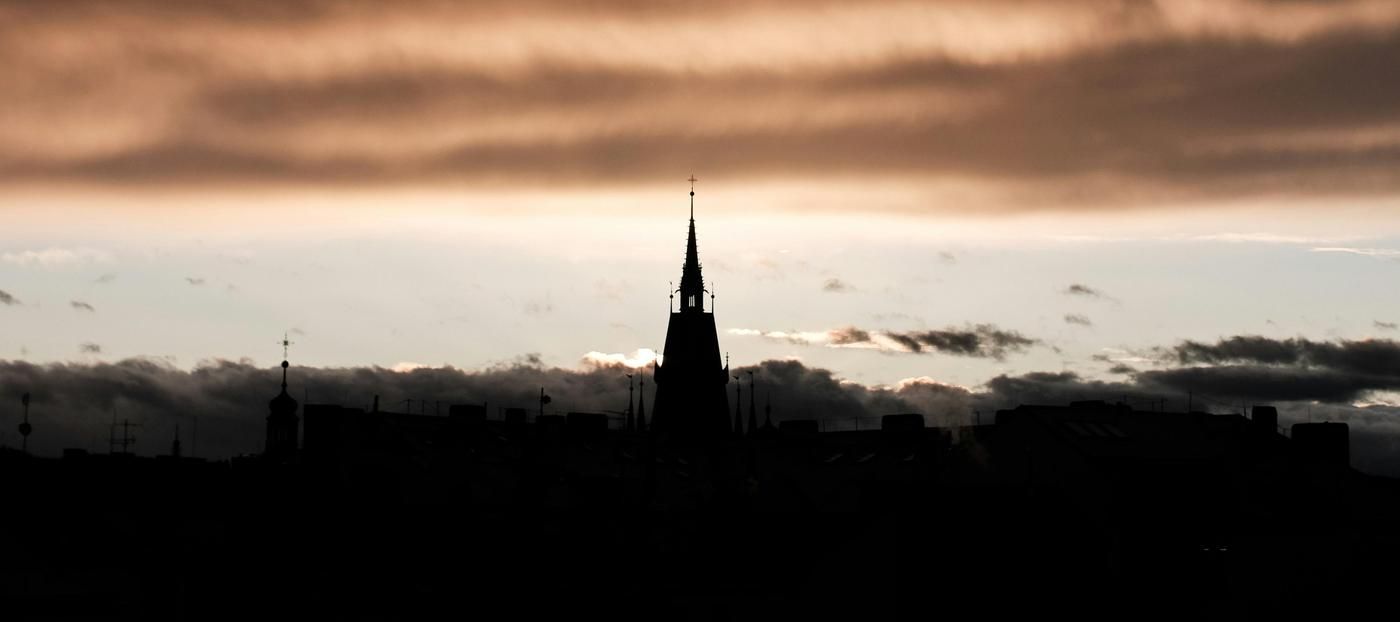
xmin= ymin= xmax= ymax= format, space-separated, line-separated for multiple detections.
xmin=651 ymin=179 xmax=731 ymax=442
xmin=265 ymin=334 xmax=299 ymax=462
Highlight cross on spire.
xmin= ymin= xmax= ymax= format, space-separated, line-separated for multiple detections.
xmin=277 ymin=332 xmax=294 ymax=390
xmin=688 ymin=174 xmax=698 ymax=219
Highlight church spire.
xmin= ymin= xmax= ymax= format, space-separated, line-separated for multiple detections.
xmin=279 ymin=332 xmax=293 ymax=391
xmin=651 ymin=177 xmax=731 ymax=442
xmin=678 ymin=176 xmax=706 ymax=313
xmin=266 ymin=332 xmax=300 ymax=462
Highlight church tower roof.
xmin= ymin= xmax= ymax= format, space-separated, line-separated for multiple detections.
xmin=678 ymin=176 xmax=706 ymax=313
xmin=651 ymin=178 xmax=731 ymax=442
xmin=269 ymin=360 xmax=298 ymax=413
xmin=265 ymin=333 xmax=301 ymax=462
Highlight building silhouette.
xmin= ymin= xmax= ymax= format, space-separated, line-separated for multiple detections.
xmin=265 ymin=359 xmax=299 ymax=463
xmin=650 ymin=183 xmax=730 ymax=442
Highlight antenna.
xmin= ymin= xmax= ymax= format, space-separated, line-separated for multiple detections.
xmin=109 ymin=418 xmax=142 ymax=455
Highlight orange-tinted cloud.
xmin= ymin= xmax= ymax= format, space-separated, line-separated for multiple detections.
xmin=4 ymin=0 xmax=1400 ymax=210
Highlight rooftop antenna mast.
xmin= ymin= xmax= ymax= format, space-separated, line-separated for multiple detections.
xmin=109 ymin=417 xmax=141 ymax=455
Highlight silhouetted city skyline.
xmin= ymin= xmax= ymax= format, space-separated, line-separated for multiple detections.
xmin=7 ymin=2 xmax=1400 ymax=619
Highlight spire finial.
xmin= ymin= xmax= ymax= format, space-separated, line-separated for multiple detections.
xmin=278 ymin=332 xmax=293 ymax=390
xmin=688 ymin=174 xmax=697 ymax=220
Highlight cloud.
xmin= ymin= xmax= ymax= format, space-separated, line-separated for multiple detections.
xmin=821 ymin=278 xmax=853 ymax=293
xmin=4 ymin=2 xmax=1400 ymax=209
xmin=731 ymin=323 xmax=1039 ymax=359
xmin=1131 ymin=335 xmax=1400 ymax=402
xmin=78 ymin=343 xmax=102 ymax=354
xmin=0 ymin=356 xmax=966 ymax=458
xmin=0 ymin=290 xmax=19 ymax=306
xmin=580 ymin=348 xmax=659 ymax=369
xmin=1063 ymin=313 xmax=1092 ymax=327
xmin=1191 ymin=233 xmax=1339 ymax=244
xmin=1064 ymin=283 xmax=1108 ymax=299
xmin=1376 ymin=321 xmax=1398 ymax=331
xmin=1137 ymin=365 xmax=1375 ymax=403
xmin=7 ymin=349 xmax=1400 ymax=475
xmin=727 ymin=328 xmax=838 ymax=346
xmin=938 ymin=251 xmax=957 ymax=265
xmin=94 ymin=273 xmax=118 ymax=284
xmin=1171 ymin=335 xmax=1400 ymax=374
xmin=880 ymin=326 xmax=1039 ymax=359
xmin=185 ymin=277 xmax=206 ymax=286
xmin=827 ymin=326 xmax=872 ymax=345
xmin=1311 ymin=247 xmax=1400 ymax=259
xmin=70 ymin=301 xmax=96 ymax=312
xmin=0 ymin=248 xmax=111 ymax=267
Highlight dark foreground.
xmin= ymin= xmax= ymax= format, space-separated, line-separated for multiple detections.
xmin=6 ymin=403 xmax=1400 ymax=620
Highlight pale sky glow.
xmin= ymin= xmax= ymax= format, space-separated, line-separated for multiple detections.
xmin=6 ymin=184 xmax=1400 ymax=392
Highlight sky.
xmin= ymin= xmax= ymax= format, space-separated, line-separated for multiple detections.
xmin=5 ymin=1 xmax=1400 ymax=469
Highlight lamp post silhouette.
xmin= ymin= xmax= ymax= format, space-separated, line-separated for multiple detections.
xmin=626 ymin=373 xmax=635 ymax=432
xmin=19 ymin=392 xmax=32 ymax=454
xmin=733 ymin=373 xmax=744 ymax=437
xmin=747 ymin=370 xmax=757 ymax=435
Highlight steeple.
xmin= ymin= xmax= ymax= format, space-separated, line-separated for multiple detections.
xmin=265 ymin=334 xmax=300 ymax=463
xmin=678 ymin=176 xmax=706 ymax=313
xmin=651 ymin=178 xmax=731 ymax=442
